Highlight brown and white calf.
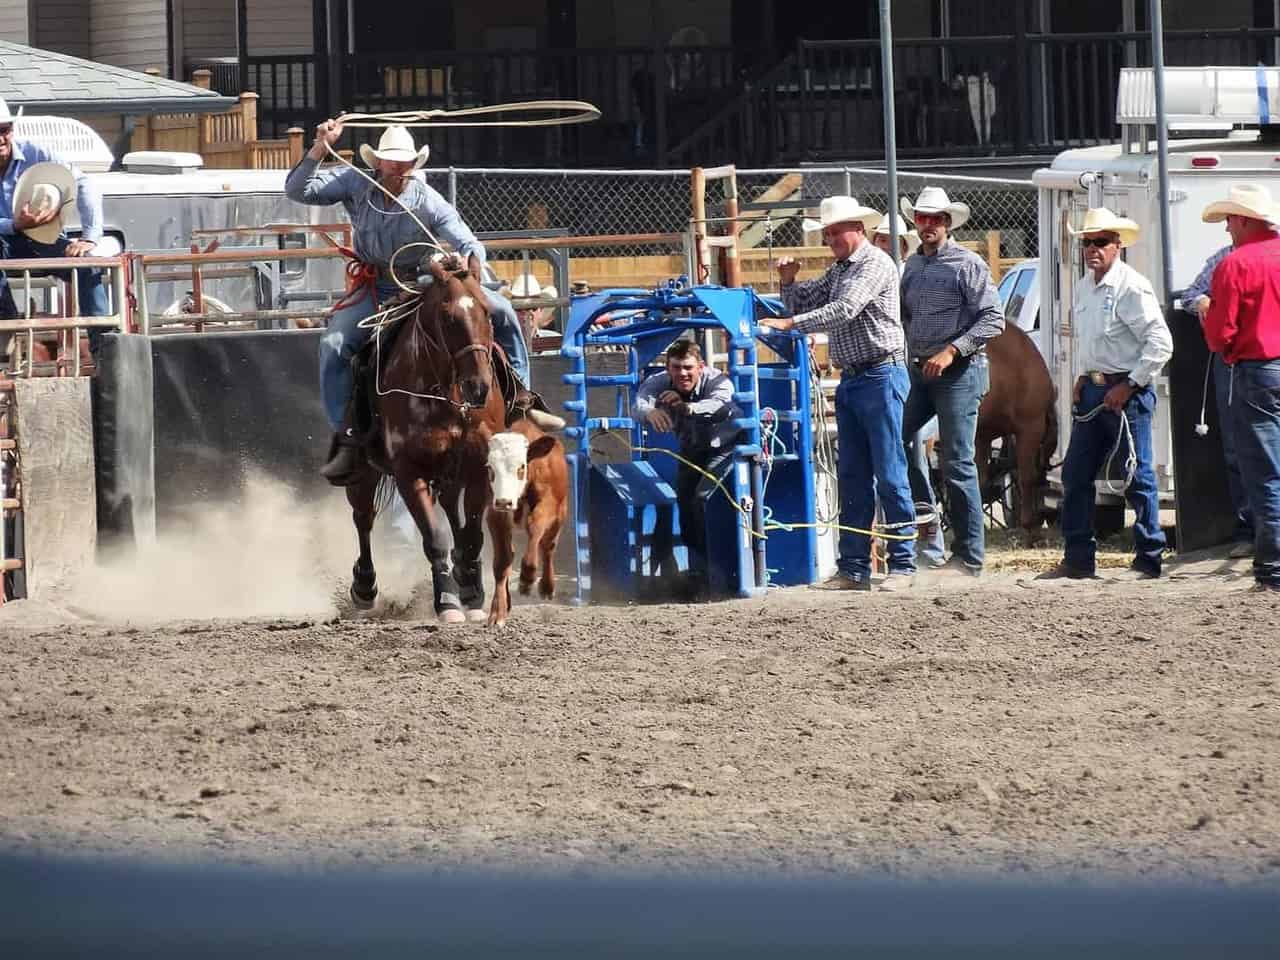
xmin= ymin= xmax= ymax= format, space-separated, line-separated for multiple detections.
xmin=485 ymin=417 xmax=569 ymax=625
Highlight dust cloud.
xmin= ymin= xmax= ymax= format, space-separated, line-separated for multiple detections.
xmin=65 ymin=476 xmax=431 ymax=623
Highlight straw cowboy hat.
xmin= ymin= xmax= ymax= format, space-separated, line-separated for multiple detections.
xmin=509 ymin=274 xmax=558 ymax=300
xmin=358 ymin=125 xmax=430 ymax=170
xmin=13 ymin=161 xmax=77 ymax=245
xmin=1201 ymin=183 xmax=1280 ymax=224
xmin=900 ymin=186 xmax=970 ymax=231
xmin=874 ymin=214 xmax=922 ymax=257
xmin=801 ymin=195 xmax=883 ymax=234
xmin=1067 ymin=207 xmax=1141 ymax=248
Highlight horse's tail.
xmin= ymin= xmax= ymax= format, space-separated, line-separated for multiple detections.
xmin=373 ymin=473 xmax=398 ymax=519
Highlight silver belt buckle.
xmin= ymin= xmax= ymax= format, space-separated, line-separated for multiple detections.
xmin=1088 ymin=371 xmax=1107 ymax=386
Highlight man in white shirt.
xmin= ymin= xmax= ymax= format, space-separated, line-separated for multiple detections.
xmin=1041 ymin=208 xmax=1173 ymax=580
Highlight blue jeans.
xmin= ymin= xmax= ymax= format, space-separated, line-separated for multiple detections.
xmin=902 ymin=353 xmax=989 ymax=568
xmin=1231 ymin=359 xmax=1280 ymax=587
xmin=905 ymin=420 xmax=946 ymax=565
xmin=318 ymin=283 xmax=526 ymax=431
xmin=835 ymin=363 xmax=916 ymax=579
xmin=0 ymin=232 xmax=109 ymax=350
xmin=1213 ymin=352 xmax=1254 ymax=542
xmin=1061 ymin=382 xmax=1166 ymax=574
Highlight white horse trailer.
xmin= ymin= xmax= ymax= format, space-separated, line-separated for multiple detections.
xmin=1031 ymin=66 xmax=1280 ymax=520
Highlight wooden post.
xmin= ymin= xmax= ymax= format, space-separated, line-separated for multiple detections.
xmin=239 ymin=91 xmax=259 ymax=142
xmin=239 ymin=92 xmax=260 ymax=167
xmin=131 ymin=114 xmax=153 ymax=152
xmin=690 ymin=166 xmax=708 ymax=283
xmin=192 ymin=68 xmax=212 ymax=90
xmin=722 ymin=167 xmax=742 ymax=289
xmin=985 ymin=229 xmax=1002 ymax=281
xmin=287 ymin=127 xmax=305 ymax=165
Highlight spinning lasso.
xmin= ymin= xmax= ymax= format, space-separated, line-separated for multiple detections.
xmin=322 ymin=99 xmax=603 ymax=293
xmin=336 ymin=99 xmax=603 ymax=129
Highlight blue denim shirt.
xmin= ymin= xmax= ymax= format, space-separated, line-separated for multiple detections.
xmin=0 ymin=139 xmax=103 ymax=242
xmin=285 ymin=157 xmax=485 ymax=273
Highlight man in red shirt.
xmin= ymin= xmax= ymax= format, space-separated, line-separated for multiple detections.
xmin=1203 ymin=184 xmax=1280 ymax=591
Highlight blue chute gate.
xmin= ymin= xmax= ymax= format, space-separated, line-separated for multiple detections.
xmin=560 ymin=279 xmax=819 ymax=604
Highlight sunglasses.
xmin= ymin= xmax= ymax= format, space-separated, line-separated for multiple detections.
xmin=0 ymin=125 xmax=12 ymax=136
xmin=1079 ymin=236 xmax=1116 ymax=249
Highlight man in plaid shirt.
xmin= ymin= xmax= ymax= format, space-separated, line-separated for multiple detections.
xmin=760 ymin=196 xmax=917 ymax=591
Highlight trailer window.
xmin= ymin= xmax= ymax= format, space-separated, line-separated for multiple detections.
xmin=1006 ymin=267 xmax=1035 ymax=330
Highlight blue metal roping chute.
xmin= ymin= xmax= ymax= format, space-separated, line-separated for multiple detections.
xmin=560 ymin=278 xmax=820 ymax=605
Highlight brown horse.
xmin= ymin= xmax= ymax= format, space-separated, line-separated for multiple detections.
xmin=975 ymin=323 xmax=1058 ymax=534
xmin=344 ymin=255 xmax=513 ymax=625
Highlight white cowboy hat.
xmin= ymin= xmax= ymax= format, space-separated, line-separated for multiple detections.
xmin=13 ymin=161 xmax=76 ymax=245
xmin=800 ymin=195 xmax=883 ymax=234
xmin=358 ymin=125 xmax=430 ymax=170
xmin=874 ymin=214 xmax=922 ymax=256
xmin=1067 ymin=206 xmax=1141 ymax=248
xmin=1201 ymin=183 xmax=1280 ymax=225
xmin=509 ymin=274 xmax=558 ymax=300
xmin=900 ymin=186 xmax=971 ymax=231
xmin=0 ymin=97 xmax=22 ymax=123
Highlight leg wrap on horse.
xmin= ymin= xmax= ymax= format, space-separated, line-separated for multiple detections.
xmin=453 ymin=557 xmax=486 ymax=611
xmin=350 ymin=558 xmax=378 ymax=607
xmin=431 ymin=567 xmax=464 ymax=616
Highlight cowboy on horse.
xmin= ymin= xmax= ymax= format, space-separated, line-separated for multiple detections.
xmin=285 ymin=119 xmax=562 ymax=484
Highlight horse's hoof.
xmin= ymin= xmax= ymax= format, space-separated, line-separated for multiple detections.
xmin=465 ymin=608 xmax=486 ymax=623
xmin=538 ymin=582 xmax=555 ymax=600
xmin=517 ymin=579 xmax=534 ymax=596
xmin=487 ymin=613 xmax=508 ymax=628
xmin=349 ymin=585 xmax=377 ymax=610
xmin=439 ymin=608 xmax=466 ymax=624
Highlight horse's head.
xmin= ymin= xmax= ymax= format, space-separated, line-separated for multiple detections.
xmin=422 ymin=256 xmax=494 ymax=408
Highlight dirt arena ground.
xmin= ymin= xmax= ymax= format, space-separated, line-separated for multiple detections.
xmin=1 ymin=491 xmax=1278 ymax=884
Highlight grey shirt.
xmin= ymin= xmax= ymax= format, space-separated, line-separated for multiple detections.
xmin=900 ymin=238 xmax=1005 ymax=358
xmin=633 ymin=366 xmax=741 ymax=456
xmin=284 ymin=157 xmax=485 ymax=272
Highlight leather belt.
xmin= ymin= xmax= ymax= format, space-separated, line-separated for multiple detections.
xmin=1083 ymin=370 xmax=1131 ymax=386
xmin=843 ymin=352 xmax=904 ymax=377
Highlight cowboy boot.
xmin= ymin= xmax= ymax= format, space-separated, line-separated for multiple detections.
xmin=320 ymin=405 xmax=366 ymax=486
xmin=510 ymin=382 xmax=566 ymax=432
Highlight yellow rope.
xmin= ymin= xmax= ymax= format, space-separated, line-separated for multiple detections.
xmin=630 ymin=444 xmax=919 ymax=543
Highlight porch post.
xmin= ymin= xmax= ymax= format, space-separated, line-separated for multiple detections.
xmin=1013 ymin=0 xmax=1029 ymax=153
xmin=325 ymin=0 xmax=344 ymax=118
xmin=236 ymin=0 xmax=248 ymax=95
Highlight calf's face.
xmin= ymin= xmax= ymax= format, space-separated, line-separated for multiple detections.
xmin=488 ymin=432 xmax=530 ymax=513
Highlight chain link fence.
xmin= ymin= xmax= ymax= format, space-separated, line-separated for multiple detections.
xmin=418 ymin=166 xmax=1037 ymax=291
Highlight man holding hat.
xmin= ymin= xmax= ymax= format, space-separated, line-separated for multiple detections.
xmin=286 ymin=118 xmax=555 ymax=483
xmin=1201 ymin=185 xmax=1280 ymax=592
xmin=899 ymin=187 xmax=1005 ymax=576
xmin=1041 ymin=207 xmax=1172 ymax=581
xmin=760 ymin=196 xmax=917 ymax=591
xmin=0 ymin=97 xmax=108 ymax=335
